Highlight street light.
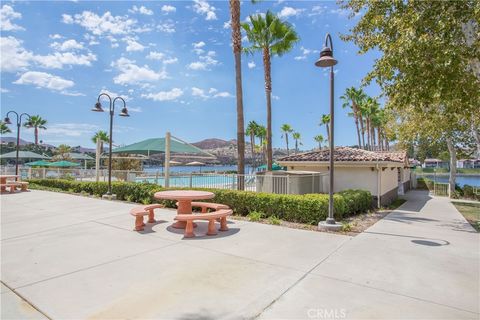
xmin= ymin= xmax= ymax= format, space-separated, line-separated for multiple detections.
xmin=91 ymin=93 xmax=129 ymax=199
xmin=315 ymin=33 xmax=341 ymax=231
xmin=3 ymin=111 xmax=31 ymax=178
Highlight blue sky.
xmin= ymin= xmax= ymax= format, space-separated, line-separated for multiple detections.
xmin=1 ymin=0 xmax=382 ymax=150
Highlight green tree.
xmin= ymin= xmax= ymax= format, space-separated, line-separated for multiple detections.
xmin=320 ymin=114 xmax=331 ymax=146
xmin=314 ymin=134 xmax=324 ymax=150
xmin=0 ymin=122 xmax=11 ymax=135
xmin=292 ymin=132 xmax=302 ymax=154
xmin=229 ymin=0 xmax=246 ymax=186
xmin=246 ymin=120 xmax=259 ymax=168
xmin=340 ymin=87 xmax=366 ymax=148
xmin=54 ymin=144 xmax=72 ymax=160
xmin=242 ymin=11 xmax=299 ymax=170
xmin=24 ymin=115 xmax=47 ymax=145
xmin=256 ymin=124 xmax=267 ymax=163
xmin=280 ymin=124 xmax=293 ymax=155
xmin=91 ymin=130 xmax=109 ymax=153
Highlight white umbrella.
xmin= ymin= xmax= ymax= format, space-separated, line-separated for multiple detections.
xmin=169 ymin=160 xmax=182 ymax=166
xmin=186 ymin=161 xmax=205 ymax=173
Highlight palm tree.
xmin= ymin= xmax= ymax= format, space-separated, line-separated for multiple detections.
xmin=362 ymin=97 xmax=380 ymax=150
xmin=314 ymin=134 xmax=324 ymax=150
xmin=229 ymin=0 xmax=246 ymax=185
xmin=0 ymin=122 xmax=11 ymax=134
xmin=292 ymin=132 xmax=302 ymax=154
xmin=24 ymin=115 xmax=47 ymax=145
xmin=91 ymin=130 xmax=109 ymax=153
xmin=341 ymin=87 xmax=366 ymax=149
xmin=55 ymin=144 xmax=71 ymax=160
xmin=280 ymin=124 xmax=293 ymax=155
xmin=242 ymin=11 xmax=299 ymax=170
xmin=256 ymin=124 xmax=267 ymax=163
xmin=320 ymin=114 xmax=331 ymax=146
xmin=245 ymin=121 xmax=259 ymax=168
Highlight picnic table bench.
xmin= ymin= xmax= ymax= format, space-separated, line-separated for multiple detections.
xmin=175 ymin=209 xmax=232 ymax=238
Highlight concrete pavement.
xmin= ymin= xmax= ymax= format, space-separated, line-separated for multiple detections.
xmin=1 ymin=190 xmax=479 ymax=319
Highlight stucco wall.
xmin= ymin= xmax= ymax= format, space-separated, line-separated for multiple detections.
xmin=381 ymin=168 xmax=398 ymax=195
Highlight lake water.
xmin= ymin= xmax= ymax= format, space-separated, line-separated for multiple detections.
xmin=421 ymin=175 xmax=480 ymax=187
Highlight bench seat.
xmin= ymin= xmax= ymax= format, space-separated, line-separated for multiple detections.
xmin=130 ymin=204 xmax=164 ymax=231
xmin=0 ymin=182 xmax=22 ymax=193
xmin=175 ymin=209 xmax=232 ymax=238
xmin=190 ymin=201 xmax=230 ymax=213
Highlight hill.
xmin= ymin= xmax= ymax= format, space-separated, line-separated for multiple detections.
xmin=192 ymin=138 xmax=237 ymax=150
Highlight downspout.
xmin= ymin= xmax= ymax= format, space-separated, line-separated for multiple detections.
xmin=376 ymin=161 xmax=381 ymax=208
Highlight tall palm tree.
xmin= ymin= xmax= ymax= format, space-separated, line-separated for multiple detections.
xmin=229 ymin=0 xmax=245 ymax=184
xmin=280 ymin=124 xmax=293 ymax=155
xmin=256 ymin=124 xmax=267 ymax=163
xmin=314 ymin=134 xmax=324 ymax=150
xmin=0 ymin=122 xmax=11 ymax=134
xmin=362 ymin=97 xmax=380 ymax=150
xmin=242 ymin=11 xmax=299 ymax=170
xmin=55 ymin=144 xmax=72 ymax=160
xmin=245 ymin=121 xmax=259 ymax=168
xmin=341 ymin=87 xmax=366 ymax=149
xmin=24 ymin=115 xmax=47 ymax=145
xmin=320 ymin=114 xmax=331 ymax=146
xmin=91 ymin=130 xmax=109 ymax=153
xmin=292 ymin=132 xmax=302 ymax=154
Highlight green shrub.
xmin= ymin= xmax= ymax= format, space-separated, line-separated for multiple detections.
xmin=268 ymin=215 xmax=281 ymax=225
xmin=247 ymin=211 xmax=263 ymax=222
xmin=27 ymin=179 xmax=372 ymax=225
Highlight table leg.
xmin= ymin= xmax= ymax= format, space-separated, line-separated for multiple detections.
xmin=1 ymin=178 xmax=5 ymax=192
xmin=172 ymin=200 xmax=197 ymax=229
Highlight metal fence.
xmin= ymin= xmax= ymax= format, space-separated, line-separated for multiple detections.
xmin=1 ymin=166 xmax=328 ymax=194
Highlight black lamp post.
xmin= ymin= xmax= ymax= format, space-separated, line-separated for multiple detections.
xmin=91 ymin=93 xmax=129 ymax=198
xmin=315 ymin=33 xmax=341 ymax=230
xmin=3 ymin=111 xmax=31 ymax=178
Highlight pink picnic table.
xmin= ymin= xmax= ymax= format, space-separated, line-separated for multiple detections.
xmin=154 ymin=190 xmax=214 ymax=229
xmin=1 ymin=175 xmax=19 ymax=192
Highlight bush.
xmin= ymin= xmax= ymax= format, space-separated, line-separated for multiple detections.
xmin=27 ymin=179 xmax=372 ymax=225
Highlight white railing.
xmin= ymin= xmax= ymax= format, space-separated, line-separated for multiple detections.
xmin=1 ymin=166 xmax=327 ymax=194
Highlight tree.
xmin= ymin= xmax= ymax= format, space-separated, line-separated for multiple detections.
xmin=245 ymin=120 xmax=259 ymax=168
xmin=242 ymin=11 xmax=299 ymax=170
xmin=54 ymin=144 xmax=72 ymax=160
xmin=229 ymin=0 xmax=246 ymax=187
xmin=280 ymin=124 xmax=293 ymax=155
xmin=314 ymin=134 xmax=324 ymax=150
xmin=342 ymin=0 xmax=480 ymax=193
xmin=320 ymin=114 xmax=331 ymax=146
xmin=341 ymin=87 xmax=366 ymax=148
xmin=91 ymin=130 xmax=109 ymax=153
xmin=292 ymin=132 xmax=302 ymax=154
xmin=256 ymin=124 xmax=267 ymax=163
xmin=24 ymin=115 xmax=47 ymax=145
xmin=0 ymin=122 xmax=11 ymax=134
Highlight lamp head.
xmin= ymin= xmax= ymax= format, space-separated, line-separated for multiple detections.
xmin=91 ymin=101 xmax=104 ymax=112
xmin=119 ymin=107 xmax=129 ymax=117
xmin=315 ymin=46 xmax=338 ymax=68
xmin=4 ymin=117 xmax=11 ymax=125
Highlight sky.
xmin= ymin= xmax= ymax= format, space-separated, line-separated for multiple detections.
xmin=0 ymin=0 xmax=382 ymax=150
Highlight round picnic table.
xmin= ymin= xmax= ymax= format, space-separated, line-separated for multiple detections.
xmin=154 ymin=190 xmax=214 ymax=229
xmin=0 ymin=175 xmax=19 ymax=192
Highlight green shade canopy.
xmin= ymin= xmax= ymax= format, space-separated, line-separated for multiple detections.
xmin=25 ymin=160 xmax=51 ymax=167
xmin=0 ymin=151 xmax=50 ymax=159
xmin=45 ymin=161 xmax=80 ymax=167
xmin=112 ymin=137 xmax=210 ymax=156
xmin=257 ymin=163 xmax=285 ymax=171
xmin=66 ymin=153 xmax=94 ymax=160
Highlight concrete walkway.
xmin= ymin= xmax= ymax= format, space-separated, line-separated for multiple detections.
xmin=1 ymin=190 xmax=478 ymax=319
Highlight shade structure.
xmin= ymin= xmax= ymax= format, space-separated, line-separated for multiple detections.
xmin=25 ymin=160 xmax=51 ymax=167
xmin=66 ymin=153 xmax=94 ymax=160
xmin=0 ymin=151 xmax=50 ymax=159
xmin=45 ymin=161 xmax=80 ymax=167
xmin=112 ymin=137 xmax=212 ymax=157
xmin=186 ymin=161 xmax=205 ymax=166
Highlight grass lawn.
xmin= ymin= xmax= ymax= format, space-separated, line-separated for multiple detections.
xmin=453 ymin=203 xmax=480 ymax=232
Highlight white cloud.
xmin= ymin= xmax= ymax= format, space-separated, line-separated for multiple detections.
xmin=309 ymin=5 xmax=326 ymax=16
xmin=223 ymin=20 xmax=231 ymax=29
xmin=0 ymin=5 xmax=24 ymax=31
xmin=187 ymin=61 xmax=208 ymax=71
xmin=278 ymin=6 xmax=304 ymax=19
xmin=129 ymin=5 xmax=153 ymax=15
xmin=191 ymin=87 xmax=209 ymax=99
xmin=248 ymin=61 xmax=256 ymax=69
xmin=294 ymin=46 xmax=318 ymax=61
xmin=112 ymin=57 xmax=167 ymax=85
xmin=161 ymin=5 xmax=176 ymax=13
xmin=50 ymin=39 xmax=84 ymax=51
xmin=0 ymin=36 xmax=32 ymax=72
xmin=146 ymin=51 xmax=165 ymax=60
xmin=188 ymin=47 xmax=218 ymax=71
xmin=193 ymin=41 xmax=206 ymax=49
xmin=192 ymin=0 xmax=217 ymax=21
xmin=141 ymin=88 xmax=183 ymax=101
xmin=127 ymin=106 xmax=142 ymax=113
xmin=62 ymin=14 xmax=74 ymax=24
xmin=272 ymin=95 xmax=280 ymax=100
xmin=62 ymin=11 xmax=140 ymax=36
xmin=124 ymin=37 xmax=145 ymax=52
xmin=99 ymin=89 xmax=130 ymax=101
xmin=14 ymin=71 xmax=74 ymax=91
xmin=1 ymin=87 xmax=10 ymax=93
xmin=192 ymin=87 xmax=233 ymax=99
xmin=157 ymin=22 xmax=175 ymax=33
xmin=163 ymin=57 xmax=178 ymax=65
xmin=45 ymin=123 xmax=99 ymax=137
xmin=33 ymin=52 xmax=97 ymax=69
xmin=49 ymin=34 xmax=63 ymax=40
xmin=213 ymin=91 xmax=233 ymax=98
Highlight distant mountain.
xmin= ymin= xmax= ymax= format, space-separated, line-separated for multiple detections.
xmin=0 ymin=137 xmax=32 ymax=146
xmin=192 ymin=138 xmax=237 ymax=150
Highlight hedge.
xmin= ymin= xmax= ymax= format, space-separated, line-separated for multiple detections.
xmin=27 ymin=179 xmax=372 ymax=225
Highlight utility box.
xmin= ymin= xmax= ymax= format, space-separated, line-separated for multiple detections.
xmin=256 ymin=170 xmax=324 ymax=194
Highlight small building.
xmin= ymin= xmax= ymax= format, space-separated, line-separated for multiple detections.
xmin=277 ymin=147 xmax=411 ymax=207
xmin=457 ymin=159 xmax=480 ymax=169
xmin=423 ymin=158 xmax=449 ymax=169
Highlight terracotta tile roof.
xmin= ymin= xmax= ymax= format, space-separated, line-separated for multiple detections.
xmin=278 ymin=147 xmax=408 ymax=164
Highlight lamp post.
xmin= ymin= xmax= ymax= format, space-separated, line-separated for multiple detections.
xmin=3 ymin=111 xmax=31 ymax=178
xmin=91 ymin=93 xmax=129 ymax=199
xmin=315 ymin=33 xmax=342 ymax=231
